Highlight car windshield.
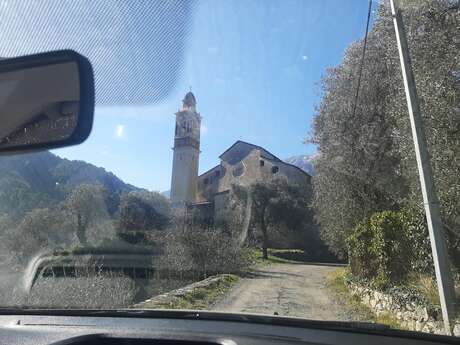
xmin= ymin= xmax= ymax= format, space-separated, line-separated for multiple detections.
xmin=0 ymin=0 xmax=459 ymax=337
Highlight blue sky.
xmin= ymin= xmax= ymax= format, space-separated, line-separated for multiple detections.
xmin=53 ymin=0 xmax=375 ymax=192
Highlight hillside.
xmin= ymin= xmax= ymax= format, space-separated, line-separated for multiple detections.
xmin=0 ymin=151 xmax=139 ymax=219
xmin=284 ymin=155 xmax=316 ymax=176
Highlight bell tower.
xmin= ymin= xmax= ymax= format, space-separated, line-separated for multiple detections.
xmin=170 ymin=91 xmax=201 ymax=206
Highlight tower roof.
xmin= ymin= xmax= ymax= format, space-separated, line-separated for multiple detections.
xmin=182 ymin=91 xmax=196 ymax=107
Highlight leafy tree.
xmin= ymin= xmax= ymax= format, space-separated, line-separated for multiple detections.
xmin=117 ymin=191 xmax=171 ymax=243
xmin=0 ymin=176 xmax=55 ymax=220
xmin=233 ymin=179 xmax=315 ymax=259
xmin=66 ymin=184 xmax=108 ymax=245
xmin=310 ymin=1 xmax=460 ymax=264
xmin=160 ymin=225 xmax=250 ymax=279
xmin=3 ymin=207 xmax=74 ymax=264
xmin=310 ymin=6 xmax=407 ymax=257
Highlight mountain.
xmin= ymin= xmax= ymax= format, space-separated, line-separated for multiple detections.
xmin=161 ymin=190 xmax=170 ymax=199
xmin=284 ymin=155 xmax=316 ymax=176
xmin=0 ymin=151 xmax=139 ymax=218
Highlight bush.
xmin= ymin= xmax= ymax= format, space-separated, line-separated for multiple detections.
xmin=160 ymin=225 xmax=251 ymax=279
xmin=403 ymin=206 xmax=434 ymax=276
xmin=347 ymin=211 xmax=412 ymax=289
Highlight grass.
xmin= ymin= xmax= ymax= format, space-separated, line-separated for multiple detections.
xmin=326 ymin=268 xmax=402 ymax=330
xmin=408 ymin=273 xmax=460 ymax=322
xmin=139 ymin=274 xmax=239 ymax=310
xmin=328 ymin=269 xmax=460 ymax=329
xmin=409 ymin=273 xmax=460 ymax=310
xmin=408 ymin=274 xmax=441 ymax=307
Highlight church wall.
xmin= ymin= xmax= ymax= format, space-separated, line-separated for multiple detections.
xmin=197 ymin=165 xmax=223 ymax=202
xmin=196 ymin=147 xmax=311 ymax=205
xmin=213 ymin=191 xmax=230 ymax=223
xmin=264 ymin=160 xmax=311 ymax=186
xmin=218 ymin=149 xmax=263 ymax=191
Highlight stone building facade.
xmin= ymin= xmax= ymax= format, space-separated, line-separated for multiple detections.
xmin=170 ymin=92 xmax=311 ymax=218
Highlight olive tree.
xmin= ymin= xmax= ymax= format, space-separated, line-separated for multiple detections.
xmin=3 ymin=207 xmax=74 ymax=264
xmin=117 ymin=191 xmax=171 ymax=243
xmin=66 ymin=184 xmax=109 ymax=245
xmin=233 ymin=178 xmax=315 ymax=259
xmin=309 ymin=1 xmax=460 ymax=265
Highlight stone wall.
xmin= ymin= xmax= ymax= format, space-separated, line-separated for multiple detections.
xmin=347 ymin=281 xmax=459 ymax=336
xmin=131 ymin=274 xmax=233 ymax=309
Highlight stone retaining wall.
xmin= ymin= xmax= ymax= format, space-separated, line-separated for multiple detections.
xmin=347 ymin=282 xmax=459 ymax=336
xmin=131 ymin=274 xmax=232 ymax=309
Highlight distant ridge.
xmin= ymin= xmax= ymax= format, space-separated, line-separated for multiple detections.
xmin=0 ymin=151 xmax=140 ymax=218
xmin=284 ymin=155 xmax=316 ymax=176
xmin=161 ymin=190 xmax=170 ymax=199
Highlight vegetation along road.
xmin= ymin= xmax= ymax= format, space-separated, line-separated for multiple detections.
xmin=212 ymin=262 xmax=350 ymax=321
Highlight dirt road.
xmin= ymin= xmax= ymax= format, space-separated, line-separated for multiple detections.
xmin=212 ymin=263 xmax=351 ymax=321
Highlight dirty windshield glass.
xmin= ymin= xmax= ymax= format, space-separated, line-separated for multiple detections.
xmin=0 ymin=0 xmax=459 ymax=337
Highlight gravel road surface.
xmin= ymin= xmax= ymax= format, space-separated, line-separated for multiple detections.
xmin=212 ymin=263 xmax=352 ymax=320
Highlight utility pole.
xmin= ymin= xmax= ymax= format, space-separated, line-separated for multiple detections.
xmin=390 ymin=0 xmax=456 ymax=335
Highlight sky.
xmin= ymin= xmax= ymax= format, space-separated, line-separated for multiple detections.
xmin=0 ymin=0 xmax=376 ymax=192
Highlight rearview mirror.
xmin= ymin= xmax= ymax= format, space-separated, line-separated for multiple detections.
xmin=0 ymin=50 xmax=94 ymax=153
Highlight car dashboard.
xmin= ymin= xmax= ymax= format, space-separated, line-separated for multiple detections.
xmin=0 ymin=311 xmax=457 ymax=345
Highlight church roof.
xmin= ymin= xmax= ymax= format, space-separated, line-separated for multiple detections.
xmin=197 ymin=140 xmax=312 ymax=179
xmin=218 ymin=140 xmax=311 ymax=178
xmin=182 ymin=91 xmax=196 ymax=107
xmin=198 ymin=164 xmax=221 ymax=178
xmin=218 ymin=140 xmax=282 ymax=162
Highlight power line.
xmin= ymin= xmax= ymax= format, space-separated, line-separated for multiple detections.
xmin=351 ymin=0 xmax=373 ymax=118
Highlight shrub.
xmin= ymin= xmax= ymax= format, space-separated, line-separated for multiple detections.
xmin=347 ymin=211 xmax=412 ymax=289
xmin=403 ymin=206 xmax=434 ymax=276
xmin=160 ymin=225 xmax=251 ymax=279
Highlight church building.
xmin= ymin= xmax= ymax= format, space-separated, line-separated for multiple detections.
xmin=170 ymin=92 xmax=311 ymax=217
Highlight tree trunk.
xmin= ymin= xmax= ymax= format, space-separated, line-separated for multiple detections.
xmin=76 ymin=213 xmax=87 ymax=245
xmin=238 ymin=191 xmax=253 ymax=245
xmin=261 ymin=210 xmax=268 ymax=260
